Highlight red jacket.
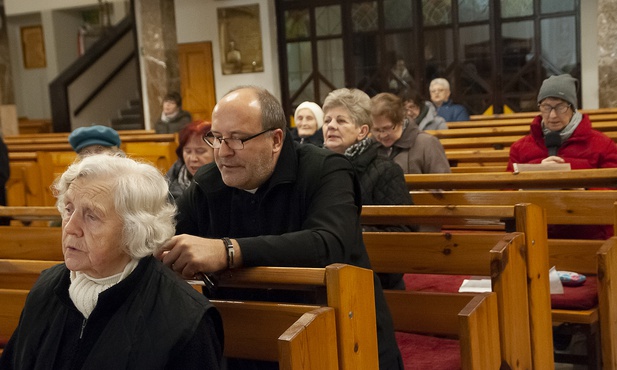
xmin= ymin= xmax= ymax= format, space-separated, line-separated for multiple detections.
xmin=507 ymin=114 xmax=617 ymax=171
xmin=507 ymin=114 xmax=617 ymax=239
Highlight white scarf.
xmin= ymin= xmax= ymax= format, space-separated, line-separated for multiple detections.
xmin=69 ymin=259 xmax=139 ymax=318
xmin=161 ymin=111 xmax=179 ymax=123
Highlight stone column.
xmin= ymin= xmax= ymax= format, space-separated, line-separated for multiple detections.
xmin=598 ymin=0 xmax=617 ymax=107
xmin=0 ymin=4 xmax=14 ymax=106
xmin=136 ymin=0 xmax=180 ymax=128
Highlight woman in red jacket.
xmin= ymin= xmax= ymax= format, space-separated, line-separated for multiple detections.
xmin=507 ymin=74 xmax=617 ymax=239
xmin=507 ymin=74 xmax=617 ymax=171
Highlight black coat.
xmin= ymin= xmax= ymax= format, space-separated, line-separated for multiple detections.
xmin=176 ymin=132 xmax=403 ymax=370
xmin=0 ymin=137 xmax=9 ymax=225
xmin=290 ymin=127 xmax=324 ymax=147
xmin=0 ymin=257 xmax=223 ymax=370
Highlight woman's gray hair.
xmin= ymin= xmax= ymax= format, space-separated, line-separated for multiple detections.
xmin=53 ymin=154 xmax=176 ymax=258
xmin=322 ymin=88 xmax=373 ymax=129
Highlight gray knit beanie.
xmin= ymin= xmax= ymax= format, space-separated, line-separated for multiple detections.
xmin=537 ymin=74 xmax=578 ymax=109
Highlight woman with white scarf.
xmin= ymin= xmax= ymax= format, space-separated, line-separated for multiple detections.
xmin=1 ymin=154 xmax=223 ymax=369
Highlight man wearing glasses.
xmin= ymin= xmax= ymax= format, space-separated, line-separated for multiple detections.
xmin=156 ymin=86 xmax=403 ymax=370
xmin=507 ymin=73 xmax=617 ymax=172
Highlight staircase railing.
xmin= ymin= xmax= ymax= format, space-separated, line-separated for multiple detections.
xmin=49 ymin=16 xmax=140 ymax=132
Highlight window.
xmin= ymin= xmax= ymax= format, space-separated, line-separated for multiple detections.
xmin=276 ymin=0 xmax=580 ymax=117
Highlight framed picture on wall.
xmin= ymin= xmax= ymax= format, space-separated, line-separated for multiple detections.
xmin=21 ymin=25 xmax=47 ymax=69
xmin=217 ymin=4 xmax=264 ymax=75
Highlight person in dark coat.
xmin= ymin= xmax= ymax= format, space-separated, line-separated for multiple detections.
xmin=322 ymin=88 xmax=415 ymax=290
xmin=429 ymin=78 xmax=470 ymax=122
xmin=0 ymin=154 xmax=223 ymax=369
xmin=156 ymin=86 xmax=403 ymax=370
xmin=155 ymin=92 xmax=193 ymax=134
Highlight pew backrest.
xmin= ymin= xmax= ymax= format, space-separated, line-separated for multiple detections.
xmin=212 ymin=300 xmax=339 ymax=369
xmin=361 ymin=203 xmax=554 ymax=369
xmin=216 ymin=263 xmax=379 ymax=370
xmin=363 ymin=231 xmax=533 ymax=369
xmin=405 ymin=168 xmax=617 ymax=190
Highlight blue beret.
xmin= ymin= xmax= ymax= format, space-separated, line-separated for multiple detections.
xmin=68 ymin=125 xmax=122 ymax=152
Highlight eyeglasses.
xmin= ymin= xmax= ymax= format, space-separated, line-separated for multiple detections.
xmin=538 ymin=103 xmax=571 ymax=115
xmin=203 ymin=128 xmax=274 ymax=150
xmin=372 ymin=124 xmax=396 ymax=135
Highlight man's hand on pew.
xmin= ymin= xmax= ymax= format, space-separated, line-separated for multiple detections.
xmin=156 ymin=234 xmax=242 ymax=278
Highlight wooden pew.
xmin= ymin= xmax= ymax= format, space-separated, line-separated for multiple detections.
xmin=406 ymin=193 xmax=617 ymax=368
xmin=0 ymin=242 xmax=379 ymax=370
xmin=464 ymin=108 xmax=617 ymax=124
xmin=6 ymin=158 xmax=45 ymax=207
xmin=388 ymin=290 xmax=501 ymax=370
xmin=404 ymin=168 xmax=617 ymax=190
xmin=0 ymin=206 xmax=60 ymax=224
xmin=0 ymin=226 xmax=63 ymax=260
xmin=4 ymin=129 xmax=155 ymax=141
xmin=123 ymin=141 xmax=178 ymax=173
xmin=4 ymin=132 xmax=174 ymax=149
xmin=431 ymin=120 xmax=617 ymax=139
xmin=364 ymin=230 xmax=536 ymax=369
xmin=212 ymin=300 xmax=339 ymax=369
xmin=361 ymin=204 xmax=554 ymax=369
xmin=0 ymin=287 xmax=340 ymax=370
xmin=5 ymin=140 xmax=179 ymax=207
xmin=598 ymin=237 xmax=617 ymax=368
xmin=215 ymin=264 xmax=379 ymax=370
xmin=17 ymin=118 xmax=52 ymax=134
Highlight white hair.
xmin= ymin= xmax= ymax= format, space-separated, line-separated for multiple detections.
xmin=430 ymin=78 xmax=450 ymax=91
xmin=53 ymin=154 xmax=176 ymax=258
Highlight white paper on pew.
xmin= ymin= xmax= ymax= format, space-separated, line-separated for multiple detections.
xmin=512 ymin=162 xmax=571 ymax=173
xmin=549 ymin=266 xmax=564 ymax=294
xmin=458 ymin=277 xmax=492 ymax=293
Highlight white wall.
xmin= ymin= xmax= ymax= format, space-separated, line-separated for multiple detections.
xmin=580 ymin=0 xmax=599 ymax=109
xmin=5 ymin=0 xmax=99 ymax=15
xmin=174 ymin=0 xmax=280 ymax=102
xmin=5 ymin=0 xmax=130 ymax=120
xmin=6 ymin=13 xmax=50 ymax=119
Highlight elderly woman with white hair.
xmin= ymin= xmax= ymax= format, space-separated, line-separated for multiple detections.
xmin=291 ymin=101 xmax=324 ymax=146
xmin=0 ymin=155 xmax=223 ymax=369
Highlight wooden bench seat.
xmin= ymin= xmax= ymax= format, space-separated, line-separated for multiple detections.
xmin=388 ymin=290 xmax=501 ymax=369
xmin=364 ymin=231 xmax=536 ymax=369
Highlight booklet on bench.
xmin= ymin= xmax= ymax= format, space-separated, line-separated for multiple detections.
xmin=513 ymin=162 xmax=571 ymax=173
